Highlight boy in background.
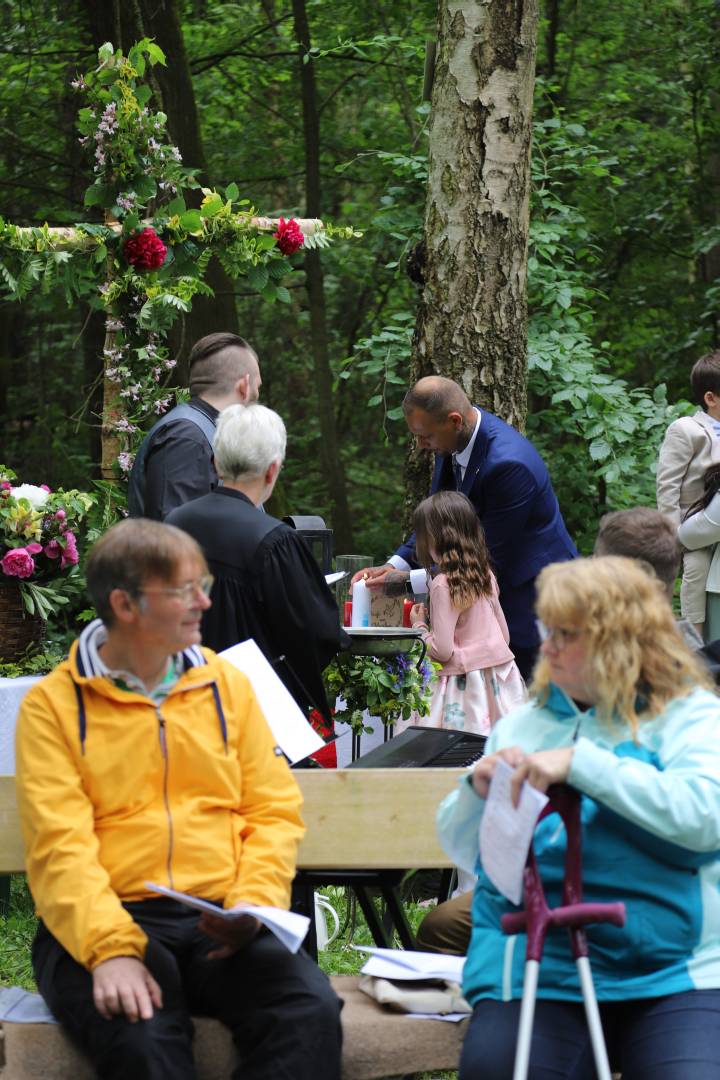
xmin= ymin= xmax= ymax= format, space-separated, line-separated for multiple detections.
xmin=657 ymin=351 xmax=720 ymax=635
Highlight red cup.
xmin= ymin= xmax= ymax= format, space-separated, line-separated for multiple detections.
xmin=344 ymin=600 xmax=353 ymax=627
xmin=402 ymin=599 xmax=414 ymax=628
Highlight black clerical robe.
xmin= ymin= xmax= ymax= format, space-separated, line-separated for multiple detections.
xmin=167 ymin=487 xmax=350 ymax=720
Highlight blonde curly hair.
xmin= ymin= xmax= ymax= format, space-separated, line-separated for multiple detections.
xmin=531 ymin=556 xmax=713 ymax=735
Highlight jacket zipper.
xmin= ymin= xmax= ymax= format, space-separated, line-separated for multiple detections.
xmin=156 ymin=707 xmax=174 ymax=888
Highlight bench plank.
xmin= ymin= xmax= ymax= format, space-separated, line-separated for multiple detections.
xmin=0 ymin=768 xmax=462 ymax=874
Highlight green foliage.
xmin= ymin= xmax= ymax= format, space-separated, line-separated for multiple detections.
xmin=524 ymin=109 xmax=698 ymax=548
xmin=324 ymin=642 xmax=438 ymax=734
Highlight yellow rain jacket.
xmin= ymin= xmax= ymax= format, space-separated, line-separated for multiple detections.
xmin=15 ymin=624 xmax=305 ymax=971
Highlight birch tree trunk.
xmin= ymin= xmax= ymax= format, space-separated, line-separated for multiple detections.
xmin=406 ymin=0 xmax=538 ymax=517
xmin=412 ymin=0 xmax=538 ymax=421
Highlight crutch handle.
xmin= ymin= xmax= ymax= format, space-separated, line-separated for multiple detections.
xmin=500 ymin=785 xmax=626 ymax=961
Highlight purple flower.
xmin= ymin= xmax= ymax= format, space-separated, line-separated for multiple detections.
xmin=420 ymin=661 xmax=433 ymax=693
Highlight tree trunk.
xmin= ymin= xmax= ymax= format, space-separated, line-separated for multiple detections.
xmin=407 ymin=0 xmax=538 ymax=516
xmin=291 ymin=0 xmax=353 ymax=550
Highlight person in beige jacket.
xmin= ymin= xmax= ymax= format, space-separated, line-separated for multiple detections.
xmin=657 ymin=351 xmax=720 ymax=632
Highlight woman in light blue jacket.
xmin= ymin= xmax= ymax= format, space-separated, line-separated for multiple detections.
xmin=439 ymin=556 xmax=720 ymax=1080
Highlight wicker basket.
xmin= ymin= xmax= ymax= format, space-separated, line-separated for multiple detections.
xmin=0 ymin=578 xmax=45 ymax=662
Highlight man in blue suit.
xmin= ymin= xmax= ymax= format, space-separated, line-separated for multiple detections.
xmin=358 ymin=376 xmax=577 ymax=678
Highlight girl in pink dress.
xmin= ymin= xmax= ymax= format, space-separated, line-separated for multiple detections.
xmin=407 ymin=490 xmax=527 ymax=736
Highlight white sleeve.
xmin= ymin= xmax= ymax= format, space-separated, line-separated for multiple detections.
xmin=436 ymin=775 xmax=485 ymax=874
xmin=678 ymin=494 xmax=720 ymax=550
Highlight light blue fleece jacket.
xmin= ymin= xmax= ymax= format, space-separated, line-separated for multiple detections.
xmin=437 ymin=684 xmax=720 ymax=1006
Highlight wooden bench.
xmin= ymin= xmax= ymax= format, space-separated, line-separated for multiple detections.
xmin=0 ymin=768 xmax=468 ymax=1079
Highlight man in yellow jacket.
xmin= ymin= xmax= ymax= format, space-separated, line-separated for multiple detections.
xmin=15 ymin=518 xmax=342 ymax=1080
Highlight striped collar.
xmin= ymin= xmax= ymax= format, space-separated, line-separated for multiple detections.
xmin=74 ymin=618 xmax=207 ymax=680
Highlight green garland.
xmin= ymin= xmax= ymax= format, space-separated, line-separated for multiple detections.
xmin=0 ymin=39 xmax=361 ymax=474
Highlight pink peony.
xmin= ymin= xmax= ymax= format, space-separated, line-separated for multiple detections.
xmin=44 ymin=539 xmax=61 ymax=559
xmin=273 ymin=217 xmax=304 ymax=256
xmin=26 ymin=542 xmax=43 ymax=554
xmin=60 ymin=531 xmax=79 ymax=568
xmin=124 ymin=227 xmax=167 ymax=271
xmin=55 ymin=509 xmax=66 ymax=522
xmin=40 ymin=484 xmax=51 ymax=493
xmin=1 ymin=548 xmax=35 ymax=578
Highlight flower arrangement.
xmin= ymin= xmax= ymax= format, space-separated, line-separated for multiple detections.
xmin=323 ymin=642 xmax=438 ymax=735
xmin=0 ymin=466 xmax=95 ymax=618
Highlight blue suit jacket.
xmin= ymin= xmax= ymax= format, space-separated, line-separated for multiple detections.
xmin=395 ymin=409 xmax=577 ymax=647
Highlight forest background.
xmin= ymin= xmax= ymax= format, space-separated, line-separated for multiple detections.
xmin=0 ymin=0 xmax=718 ymax=563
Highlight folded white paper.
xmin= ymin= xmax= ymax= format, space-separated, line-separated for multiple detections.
xmin=220 ymin=638 xmax=323 ymax=763
xmin=324 ymin=571 xmax=347 ymax=585
xmin=479 ymin=758 xmax=549 ymax=905
xmin=406 ymin=1012 xmax=470 ymax=1023
xmin=353 ymin=946 xmax=465 ymax=984
xmin=145 ymin=882 xmax=310 ymax=953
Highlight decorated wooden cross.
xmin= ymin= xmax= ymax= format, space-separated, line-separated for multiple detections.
xmin=0 ymin=40 xmax=359 ymax=479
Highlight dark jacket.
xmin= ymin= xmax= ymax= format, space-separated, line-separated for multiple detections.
xmin=167 ymin=488 xmax=350 ymax=719
xmin=396 ymin=409 xmax=577 ymax=647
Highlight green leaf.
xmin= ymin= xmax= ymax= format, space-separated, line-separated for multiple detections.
xmin=589 ymin=438 xmax=611 ymax=462
xmin=179 ymin=210 xmax=203 ymax=232
xmin=275 ymin=286 xmax=291 ymax=304
xmin=225 ymin=182 xmax=239 ymax=202
xmin=146 ymin=43 xmax=167 ymax=67
xmin=84 ymin=183 xmax=115 ymax=208
xmin=167 ymin=196 xmax=187 ymax=217
xmin=135 ymin=84 xmax=152 ymax=106
xmin=98 ymin=42 xmax=114 ymax=64
xmin=247 ymin=264 xmax=269 ymax=292
xmin=200 ymin=194 xmax=224 ymax=218
xmin=133 ymin=175 xmax=157 ymax=203
xmin=122 ymin=212 xmax=140 ymax=236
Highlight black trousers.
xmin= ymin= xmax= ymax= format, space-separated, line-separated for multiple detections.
xmin=32 ymin=898 xmax=343 ymax=1080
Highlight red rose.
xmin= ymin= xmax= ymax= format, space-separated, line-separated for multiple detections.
xmin=273 ymin=217 xmax=304 ymax=256
xmin=124 ymin=227 xmax=167 ymax=271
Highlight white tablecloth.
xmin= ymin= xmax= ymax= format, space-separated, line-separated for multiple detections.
xmin=0 ymin=676 xmax=42 ymax=773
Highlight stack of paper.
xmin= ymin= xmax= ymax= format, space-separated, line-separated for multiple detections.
xmin=354 ymin=947 xmax=469 ymax=1022
xmin=145 ymin=883 xmax=310 ymax=953
xmin=353 ymin=946 xmax=465 ymax=983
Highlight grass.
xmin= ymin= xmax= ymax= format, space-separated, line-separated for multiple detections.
xmin=0 ymin=875 xmax=36 ymax=991
xmin=0 ymin=876 xmax=459 ymax=1080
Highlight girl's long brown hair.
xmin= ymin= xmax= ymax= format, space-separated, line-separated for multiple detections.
xmin=413 ymin=490 xmax=492 ymax=609
xmin=684 ymin=463 xmax=720 ymax=521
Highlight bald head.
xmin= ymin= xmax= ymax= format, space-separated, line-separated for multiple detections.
xmin=402 ymin=377 xmax=477 ymax=455
xmin=402 ymin=376 xmax=473 ymax=421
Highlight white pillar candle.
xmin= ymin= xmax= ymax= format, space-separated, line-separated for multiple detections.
xmin=351 ymin=578 xmax=371 ymax=627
